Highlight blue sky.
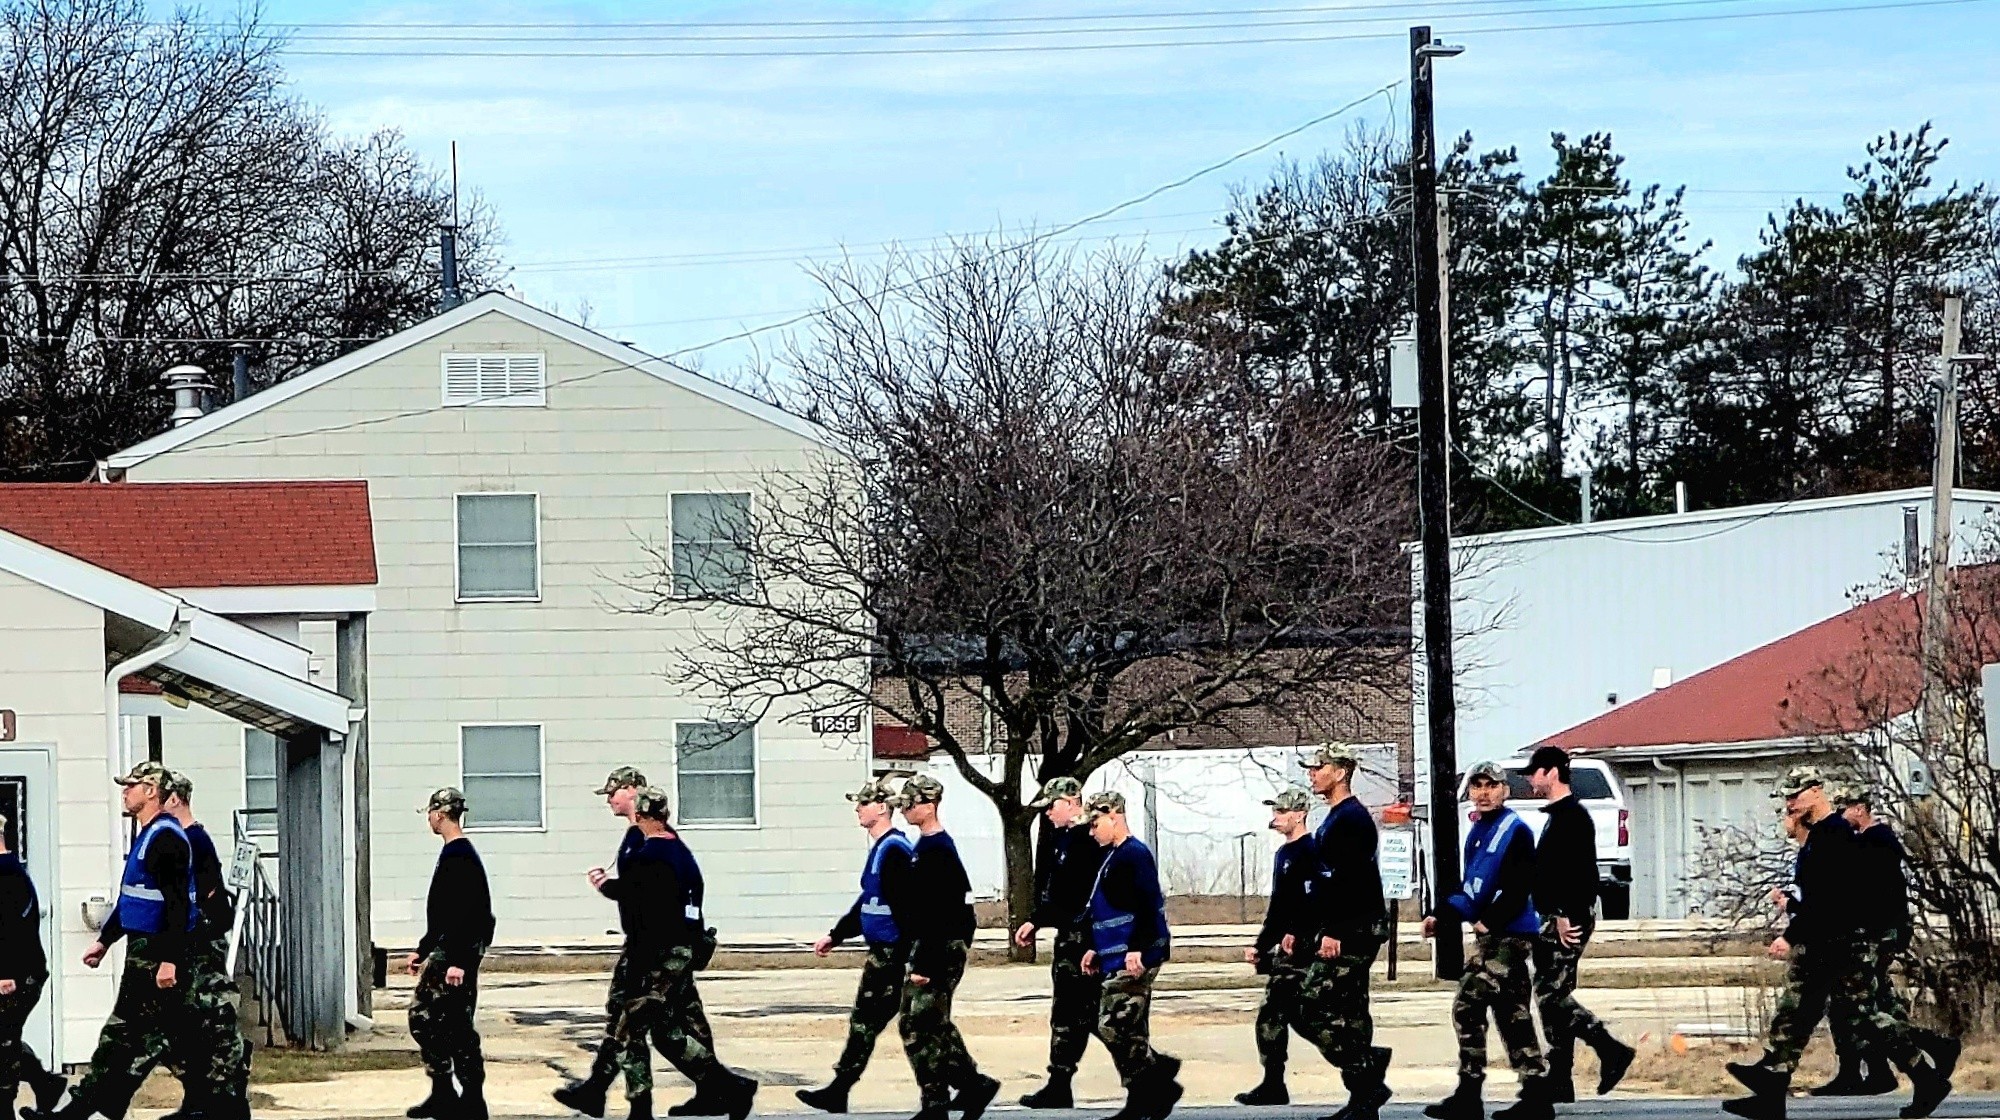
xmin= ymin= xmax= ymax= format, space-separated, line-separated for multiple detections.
xmin=208 ymin=1 xmax=2000 ymax=372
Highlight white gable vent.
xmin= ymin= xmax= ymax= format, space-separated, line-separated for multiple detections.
xmin=442 ymin=352 xmax=547 ymax=407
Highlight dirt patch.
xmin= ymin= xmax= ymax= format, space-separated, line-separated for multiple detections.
xmin=130 ymin=1047 xmax=422 ymax=1107
xmin=1608 ymin=1033 xmax=2000 ymax=1097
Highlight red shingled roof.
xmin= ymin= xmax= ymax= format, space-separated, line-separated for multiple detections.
xmin=1540 ymin=569 xmax=2000 ymax=751
xmin=874 ymin=724 xmax=931 ymax=761
xmin=0 ymin=482 xmax=375 ymax=589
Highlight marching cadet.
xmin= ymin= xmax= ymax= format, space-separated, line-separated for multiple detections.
xmin=0 ymin=814 xmax=66 ymax=1120
xmin=799 ymin=776 xmax=915 ymax=1113
xmin=1290 ymin=745 xmax=1394 ymax=1120
xmin=1724 ymin=767 xmax=1956 ymax=1120
xmin=1014 ymin=776 xmax=1109 ymax=1110
xmin=1235 ymin=787 xmax=1317 ymax=1107
xmin=28 ymin=762 xmax=197 ymax=1120
xmin=649 ymin=789 xmax=725 ymax=1115
xmin=895 ymin=774 xmax=1001 ymax=1120
xmin=1521 ymin=747 xmax=1633 ymax=1103
xmin=160 ymin=772 xmax=250 ymax=1120
xmin=1812 ymin=782 xmax=1908 ymax=1097
xmin=1078 ymin=791 xmax=1182 ymax=1120
xmin=584 ymin=788 xmax=756 ymax=1120
xmin=405 ymin=788 xmax=497 ymax=1120
xmin=1423 ymin=761 xmax=1548 ymax=1120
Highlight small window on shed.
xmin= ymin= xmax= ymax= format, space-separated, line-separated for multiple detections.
xmin=442 ymin=352 xmax=546 ymax=407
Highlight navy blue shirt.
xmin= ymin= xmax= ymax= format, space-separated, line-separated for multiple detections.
xmin=0 ymin=853 xmax=44 ymax=980
xmin=418 ymin=837 xmax=494 ymax=968
xmin=1313 ymin=796 xmax=1385 ymax=942
xmin=1256 ymin=834 xmax=1316 ymax=957
xmin=907 ymin=831 xmax=975 ymax=976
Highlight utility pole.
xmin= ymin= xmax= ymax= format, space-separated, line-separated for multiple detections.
xmin=1410 ymin=24 xmax=1466 ymax=980
xmin=1921 ymin=296 xmax=1965 ymax=740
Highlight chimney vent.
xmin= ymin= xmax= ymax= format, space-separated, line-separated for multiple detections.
xmin=162 ymin=365 xmax=213 ymax=427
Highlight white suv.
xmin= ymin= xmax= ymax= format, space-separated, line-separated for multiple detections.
xmin=1455 ymin=757 xmax=1633 ymax=920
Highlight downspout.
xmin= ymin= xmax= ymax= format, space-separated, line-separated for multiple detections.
xmin=103 ymin=611 xmax=194 ymax=896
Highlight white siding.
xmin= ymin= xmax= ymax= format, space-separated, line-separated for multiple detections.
xmin=125 ymin=310 xmax=868 ymax=942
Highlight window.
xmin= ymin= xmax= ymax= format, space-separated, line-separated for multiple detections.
xmin=457 ymin=493 xmax=539 ymax=601
xmin=244 ymin=729 xmax=279 ymax=834
xmin=441 ymin=352 xmax=546 ymax=407
xmin=670 ymin=492 xmax=752 ymax=597
xmin=460 ymin=725 xmax=544 ymax=829
xmin=676 ymin=722 xmax=757 ymax=825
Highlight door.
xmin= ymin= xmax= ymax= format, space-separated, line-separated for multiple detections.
xmin=0 ymin=748 xmax=55 ymax=1065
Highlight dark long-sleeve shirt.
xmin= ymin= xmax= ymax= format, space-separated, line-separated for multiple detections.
xmin=1256 ymin=835 xmax=1316 ymax=957
xmin=187 ymin=823 xmax=235 ymax=936
xmin=1856 ymin=821 xmax=1909 ymax=933
xmin=1785 ymin=812 xmax=1858 ymax=945
xmin=100 ymin=827 xmax=192 ymax=968
xmin=599 ymin=838 xmax=697 ymax=951
xmin=416 ymin=837 xmax=495 ymax=970
xmin=1313 ymin=796 xmax=1385 ymax=941
xmin=0 ymin=854 xmax=45 ymax=981
xmin=830 ymin=831 xmax=916 ymax=945
xmin=907 ymin=831 xmax=976 ymax=977
xmin=1093 ymin=837 xmax=1169 ymax=963
xmin=1030 ymin=824 xmax=1109 ymax=932
xmin=1534 ymin=795 xmax=1599 ymax=923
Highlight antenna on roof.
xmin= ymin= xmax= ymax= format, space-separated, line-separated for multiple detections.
xmin=438 ymin=141 xmax=463 ymax=314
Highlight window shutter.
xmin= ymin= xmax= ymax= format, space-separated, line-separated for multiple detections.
xmin=442 ymin=352 xmax=546 ymax=406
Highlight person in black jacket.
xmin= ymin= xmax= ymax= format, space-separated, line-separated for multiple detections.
xmin=1013 ymin=776 xmax=1109 ymax=1110
xmin=159 ymin=771 xmax=250 ymax=1120
xmin=557 ymin=766 xmax=656 ymax=1119
xmin=1522 ymin=747 xmax=1633 ymax=1102
xmin=405 ymin=788 xmax=496 ymax=1120
xmin=0 ymin=814 xmax=64 ymax=1120
xmin=1813 ymin=783 xmax=1909 ymax=1097
xmin=894 ymin=774 xmax=1000 ymax=1120
xmin=1234 ymin=787 xmax=1317 ymax=1107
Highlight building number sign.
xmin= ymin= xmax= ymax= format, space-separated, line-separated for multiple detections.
xmin=811 ymin=713 xmax=863 ymax=735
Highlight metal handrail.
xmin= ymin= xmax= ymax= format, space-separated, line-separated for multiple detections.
xmin=231 ymin=808 xmax=286 ymax=1047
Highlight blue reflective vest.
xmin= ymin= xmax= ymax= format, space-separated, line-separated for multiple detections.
xmin=118 ymin=815 xmax=197 ymax=935
xmin=1087 ymin=840 xmax=1170 ymax=974
xmin=1451 ymin=806 xmax=1541 ymax=936
xmin=858 ymin=830 xmax=912 ymax=946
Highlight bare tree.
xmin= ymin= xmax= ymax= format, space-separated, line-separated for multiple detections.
xmin=0 ymin=0 xmax=500 ymax=478
xmin=628 ymin=240 xmax=1413 ymax=959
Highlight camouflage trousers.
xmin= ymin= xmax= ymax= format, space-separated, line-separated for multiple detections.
xmin=900 ymin=941 xmax=980 ymax=1107
xmin=833 ymin=943 xmax=907 ymax=1081
xmin=76 ymin=937 xmax=190 ymax=1107
xmin=1533 ymin=917 xmax=1608 ymax=1056
xmin=409 ymin=951 xmax=485 ymax=1086
xmin=0 ymin=972 xmax=51 ymax=1094
xmin=1454 ymin=933 xmax=1547 ymax=1085
xmin=1830 ymin=929 xmax=1911 ymax=1063
xmin=595 ymin=945 xmax=719 ymax=1097
xmin=1046 ymin=928 xmax=1103 ymax=1077
xmin=1254 ymin=957 xmax=1306 ymax=1068
xmin=1098 ymin=966 xmax=1176 ymax=1088
xmin=1288 ymin=936 xmax=1383 ymax=1073
xmin=1766 ymin=937 xmax=1929 ymax=1075
xmin=165 ymin=932 xmax=251 ymax=1105
xmin=613 ymin=945 xmax=722 ymax=1098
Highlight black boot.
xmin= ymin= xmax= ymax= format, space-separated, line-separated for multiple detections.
xmin=1809 ymin=1057 xmax=1869 ymax=1097
xmin=1322 ymin=1051 xmax=1394 ymax=1120
xmin=1020 ymin=1072 xmax=1072 ymax=1110
xmin=1493 ymin=1076 xmax=1554 ymax=1120
xmin=1542 ymin=1049 xmax=1576 ymax=1105
xmin=796 ymin=1074 xmax=853 ymax=1115
xmin=1138 ymin=1065 xmax=1184 ymax=1120
xmin=715 ymin=1071 xmax=757 ymax=1120
xmin=1588 ymin=1032 xmax=1635 ymax=1097
xmin=160 ymin=1088 xmax=208 ymax=1120
xmin=1722 ymin=1063 xmax=1789 ymax=1120
xmin=1235 ymin=1063 xmax=1288 ymax=1106
xmin=625 ymin=1094 xmax=654 ymax=1120
xmin=1424 ymin=1080 xmax=1485 ymax=1120
xmin=28 ymin=1066 xmax=68 ymax=1114
xmin=407 ymin=1074 xmax=460 ymax=1120
xmin=555 ymin=1076 xmax=612 ymax=1118
xmin=953 ymin=1074 xmax=1000 ymax=1120
xmin=458 ymin=1072 xmax=489 ymax=1120
xmin=1901 ymin=1034 xmax=1960 ymax=1120
xmin=908 ymin=1101 xmax=951 ymax=1120
xmin=1856 ymin=1058 xmax=1900 ymax=1096
xmin=667 ymin=1083 xmax=728 ymax=1118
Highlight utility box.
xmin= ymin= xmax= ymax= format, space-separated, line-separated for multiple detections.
xmin=1390 ymin=335 xmax=1419 ymax=410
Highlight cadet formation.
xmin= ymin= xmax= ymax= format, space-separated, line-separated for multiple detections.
xmin=21 ymin=746 xmax=1953 ymax=1120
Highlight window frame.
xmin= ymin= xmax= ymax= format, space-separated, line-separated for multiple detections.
xmin=439 ymin=351 xmax=547 ymax=408
xmin=454 ymin=491 xmax=542 ymax=604
xmin=667 ymin=490 xmax=755 ymax=599
xmin=456 ymin=722 xmax=549 ymax=833
xmin=241 ymin=727 xmax=279 ymax=836
xmin=671 ymin=719 xmax=762 ymax=830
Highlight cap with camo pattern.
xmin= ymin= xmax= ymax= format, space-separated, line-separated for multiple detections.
xmin=1773 ymin=764 xmax=1827 ymax=799
xmin=633 ymin=786 xmax=673 ymax=821
xmin=847 ymin=776 xmax=905 ymax=805
xmin=596 ymin=766 xmax=648 ymax=795
xmin=163 ymin=770 xmax=194 ymax=803
xmin=1465 ymin=760 xmax=1509 ymax=785
xmin=1082 ymin=790 xmax=1127 ymax=821
xmin=1831 ymin=779 xmax=1872 ymax=808
xmin=1263 ymin=787 xmax=1315 ymax=813
xmin=895 ymin=773 xmax=946 ymax=807
xmin=1030 ymin=776 xmax=1085 ymax=808
xmin=1301 ymin=744 xmax=1360 ymax=771
xmin=425 ymin=787 xmax=468 ymax=815
xmin=116 ymin=760 xmax=173 ymax=789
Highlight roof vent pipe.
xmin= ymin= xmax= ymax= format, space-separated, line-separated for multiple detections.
xmin=439 ymin=222 xmax=463 ymax=312
xmin=162 ymin=364 xmax=212 ymax=427
xmin=230 ymin=343 xmax=252 ymax=404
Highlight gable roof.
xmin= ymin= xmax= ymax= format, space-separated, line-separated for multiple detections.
xmin=1539 ymin=569 xmax=2000 ymax=752
xmin=1438 ymin=487 xmax=2000 ymax=550
xmin=0 ymin=482 xmax=375 ymax=589
xmin=106 ymin=292 xmax=832 ymax=470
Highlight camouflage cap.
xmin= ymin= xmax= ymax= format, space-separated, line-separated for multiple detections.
xmin=115 ymin=760 xmax=172 ymax=789
xmin=595 ymin=766 xmax=647 ymax=795
xmin=846 ymin=776 xmax=900 ymax=806
xmin=1301 ymin=744 xmax=1360 ymax=771
xmin=1831 ymin=780 xmax=1873 ymax=808
xmin=1081 ymin=790 xmax=1127 ymax=821
xmin=895 ymin=773 xmax=946 ymax=808
xmin=1465 ymin=760 xmax=1509 ymax=786
xmin=425 ymin=787 xmax=468 ymax=815
xmin=1030 ymin=776 xmax=1085 ymax=808
xmin=632 ymin=785 xmax=673 ymax=821
xmin=1773 ymin=764 xmax=1827 ymax=799
xmin=1263 ymin=787 xmax=1315 ymax=813
xmin=162 ymin=770 xmax=194 ymax=803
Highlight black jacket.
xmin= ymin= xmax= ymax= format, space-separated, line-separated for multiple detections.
xmin=187 ymin=823 xmax=235 ymax=936
xmin=907 ymin=831 xmax=976 ymax=977
xmin=1533 ymin=795 xmax=1599 ymax=923
xmin=1313 ymin=796 xmax=1385 ymax=942
xmin=1785 ymin=811 xmax=1858 ymax=945
xmin=1030 ymin=824 xmax=1109 ymax=933
xmin=1856 ymin=821 xmax=1910 ymax=932
xmin=1256 ymin=834 xmax=1317 ymax=959
xmin=0 ymin=854 xmax=45 ymax=981
xmin=601 ymin=837 xmax=698 ymax=951
xmin=417 ymin=837 xmax=496 ymax=969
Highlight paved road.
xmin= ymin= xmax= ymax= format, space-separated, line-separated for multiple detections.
xmin=796 ymin=1100 xmax=2000 ymax=1120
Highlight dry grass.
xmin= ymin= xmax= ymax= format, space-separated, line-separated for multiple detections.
xmin=1599 ymin=1034 xmax=2000 ymax=1098
xmin=129 ymin=1048 xmax=421 ymax=1107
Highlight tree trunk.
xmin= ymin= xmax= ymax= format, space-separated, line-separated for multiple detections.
xmin=1002 ymin=808 xmax=1038 ymax=964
